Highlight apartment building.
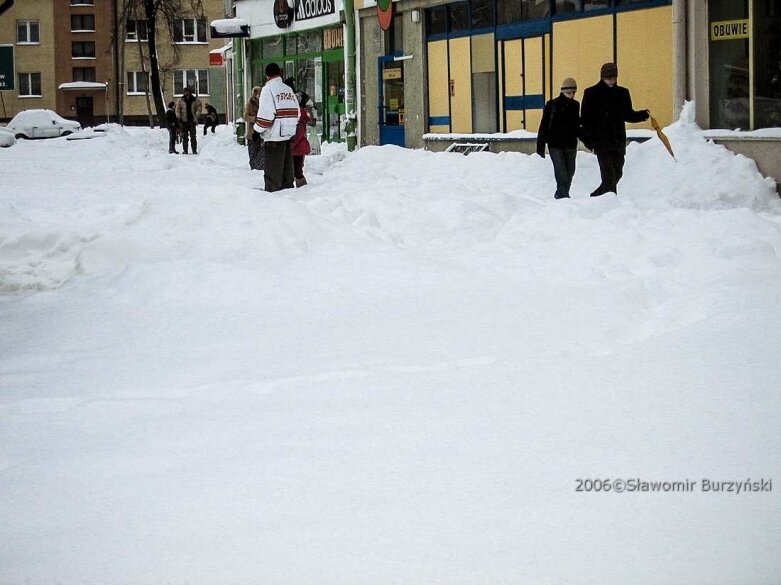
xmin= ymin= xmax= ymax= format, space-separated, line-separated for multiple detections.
xmin=0 ymin=0 xmax=228 ymax=126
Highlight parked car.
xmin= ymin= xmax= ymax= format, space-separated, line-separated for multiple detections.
xmin=8 ymin=109 xmax=81 ymax=139
xmin=0 ymin=126 xmax=16 ymax=147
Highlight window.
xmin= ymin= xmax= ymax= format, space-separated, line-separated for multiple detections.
xmin=555 ymin=0 xmax=582 ymax=13
xmin=126 ymin=19 xmax=148 ymax=41
xmin=18 ymin=72 xmax=42 ymax=96
xmin=72 ymin=41 xmax=96 ymax=58
xmin=174 ymin=69 xmax=209 ymax=95
xmin=71 ymin=14 xmax=95 ymax=31
xmin=127 ymin=71 xmax=149 ymax=94
xmin=449 ymin=2 xmax=469 ymax=32
xmin=584 ymin=0 xmax=612 ymax=10
xmin=173 ymin=18 xmax=207 ymax=43
xmin=426 ymin=6 xmax=447 ymax=35
xmin=73 ymin=67 xmax=96 ymax=82
xmin=470 ymin=0 xmax=494 ymax=29
xmin=70 ymin=0 xmax=94 ymax=4
xmin=17 ymin=20 xmax=40 ymax=44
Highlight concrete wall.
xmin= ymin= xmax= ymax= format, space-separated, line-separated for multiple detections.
xmin=712 ymin=138 xmax=781 ymax=193
xmin=359 ymin=11 xmax=382 ymax=146
xmin=400 ymin=8 xmax=426 ymax=148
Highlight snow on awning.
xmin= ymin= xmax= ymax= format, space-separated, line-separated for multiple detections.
xmin=59 ymin=81 xmax=107 ymax=91
xmin=210 ymin=18 xmax=249 ymax=38
xmin=209 ymin=42 xmax=233 ymax=56
xmin=209 ymin=43 xmax=233 ymax=66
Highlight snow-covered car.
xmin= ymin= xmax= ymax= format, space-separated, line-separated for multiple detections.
xmin=7 ymin=109 xmax=81 ymax=139
xmin=0 ymin=126 xmax=16 ymax=147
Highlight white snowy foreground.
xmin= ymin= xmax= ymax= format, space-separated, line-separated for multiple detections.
xmin=1 ymin=106 xmax=781 ymax=585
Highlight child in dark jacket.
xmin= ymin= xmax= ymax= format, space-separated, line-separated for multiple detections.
xmin=165 ymin=101 xmax=179 ymax=154
xmin=537 ymin=78 xmax=581 ymax=199
xmin=203 ymin=103 xmax=218 ymax=135
xmin=291 ymin=91 xmax=312 ymax=187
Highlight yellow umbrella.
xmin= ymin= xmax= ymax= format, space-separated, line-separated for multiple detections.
xmin=650 ymin=114 xmax=676 ymax=160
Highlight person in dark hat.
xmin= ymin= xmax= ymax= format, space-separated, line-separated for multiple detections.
xmin=537 ymin=77 xmax=581 ymax=199
xmin=580 ymin=62 xmax=649 ymax=196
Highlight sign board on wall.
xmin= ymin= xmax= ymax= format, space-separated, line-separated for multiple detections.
xmin=710 ymin=19 xmax=750 ymax=41
xmin=323 ymin=27 xmax=343 ymax=50
xmin=0 ymin=45 xmax=14 ymax=90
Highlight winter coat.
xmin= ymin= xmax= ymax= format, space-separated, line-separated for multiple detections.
xmin=580 ymin=80 xmax=648 ymax=151
xmin=243 ymin=95 xmax=260 ymax=140
xmin=291 ymin=107 xmax=311 ymax=156
xmin=537 ymin=93 xmax=581 ymax=155
xmin=205 ymin=104 xmax=218 ymax=123
xmin=254 ymin=76 xmax=300 ymax=142
xmin=176 ymin=94 xmax=202 ymax=124
xmin=165 ymin=108 xmax=178 ymax=130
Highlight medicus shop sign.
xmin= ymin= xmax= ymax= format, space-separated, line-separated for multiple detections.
xmin=295 ymin=0 xmax=334 ymax=21
xmin=0 ymin=45 xmax=14 ymax=90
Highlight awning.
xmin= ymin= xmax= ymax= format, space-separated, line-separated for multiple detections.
xmin=209 ymin=43 xmax=232 ymax=66
xmin=210 ymin=18 xmax=250 ymax=38
xmin=59 ymin=81 xmax=108 ymax=91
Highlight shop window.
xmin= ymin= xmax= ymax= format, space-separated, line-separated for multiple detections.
xmin=709 ymin=0 xmax=750 ymax=129
xmin=754 ymin=0 xmax=781 ymax=127
xmin=498 ymin=0 xmax=550 ymax=24
xmin=263 ymin=36 xmax=284 ymax=58
xmin=73 ymin=67 xmax=96 ymax=82
xmin=584 ymin=0 xmax=612 ymax=10
xmin=449 ymin=2 xmax=469 ymax=32
xmin=17 ymin=20 xmax=40 ymax=44
xmin=285 ymin=35 xmax=297 ymax=55
xmin=298 ymin=31 xmax=322 ymax=54
xmin=470 ymin=0 xmax=494 ymax=29
xmin=555 ymin=0 xmax=582 ymax=13
xmin=72 ymin=41 xmax=95 ymax=58
xmin=426 ymin=6 xmax=447 ymax=35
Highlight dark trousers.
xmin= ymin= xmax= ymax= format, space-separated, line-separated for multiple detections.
xmin=167 ymin=127 xmax=178 ymax=153
xmin=293 ymin=155 xmax=305 ymax=180
xmin=549 ymin=147 xmax=577 ymax=199
xmin=592 ymin=147 xmax=625 ymax=196
xmin=203 ymin=118 xmax=218 ymax=135
xmin=263 ymin=140 xmax=294 ymax=192
xmin=180 ymin=121 xmax=197 ymax=153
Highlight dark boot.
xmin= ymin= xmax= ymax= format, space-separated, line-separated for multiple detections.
xmin=295 ymin=177 xmax=308 ymax=188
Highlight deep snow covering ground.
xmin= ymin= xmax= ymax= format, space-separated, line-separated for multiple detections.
xmin=1 ymin=105 xmax=781 ymax=585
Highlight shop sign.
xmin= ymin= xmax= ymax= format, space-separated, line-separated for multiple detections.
xmin=377 ymin=0 xmax=393 ymax=31
xmin=273 ymin=0 xmax=295 ymax=28
xmin=323 ymin=27 xmax=343 ymax=50
xmin=710 ymin=19 xmax=750 ymax=41
xmin=296 ymin=0 xmax=335 ymax=21
xmin=383 ymin=67 xmax=402 ymax=80
xmin=209 ymin=52 xmax=223 ymax=66
xmin=0 ymin=45 xmax=13 ymax=90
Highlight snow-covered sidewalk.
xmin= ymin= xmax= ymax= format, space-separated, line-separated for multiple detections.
xmin=1 ymin=109 xmax=780 ymax=584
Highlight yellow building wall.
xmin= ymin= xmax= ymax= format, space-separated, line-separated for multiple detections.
xmin=617 ymin=6 xmax=673 ymax=127
xmin=0 ymin=0 xmax=57 ymax=116
xmin=503 ymin=39 xmax=522 ymax=131
xmin=524 ymin=36 xmax=545 ymax=131
xmin=427 ymin=39 xmax=449 ymax=132
xmin=552 ymin=15 xmax=613 ymax=100
xmin=448 ymin=36 xmax=472 ymax=133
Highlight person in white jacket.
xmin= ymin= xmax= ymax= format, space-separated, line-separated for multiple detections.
xmin=254 ymin=63 xmax=300 ymax=192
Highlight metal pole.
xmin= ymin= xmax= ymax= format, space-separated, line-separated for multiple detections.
xmin=343 ymin=0 xmax=357 ymax=151
xmin=748 ymin=0 xmax=754 ymax=130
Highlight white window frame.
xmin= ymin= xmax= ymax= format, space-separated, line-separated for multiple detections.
xmin=173 ymin=69 xmax=209 ymax=96
xmin=18 ymin=72 xmax=42 ymax=98
xmin=126 ymin=71 xmax=149 ymax=95
xmin=125 ymin=19 xmax=148 ymax=42
xmin=70 ymin=14 xmax=95 ymax=33
xmin=17 ymin=20 xmax=40 ymax=44
xmin=173 ymin=18 xmax=207 ymax=44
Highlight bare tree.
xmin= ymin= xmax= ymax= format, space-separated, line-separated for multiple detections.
xmin=117 ymin=0 xmax=204 ymax=127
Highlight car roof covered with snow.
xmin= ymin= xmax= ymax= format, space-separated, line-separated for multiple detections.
xmin=9 ymin=109 xmax=80 ymax=127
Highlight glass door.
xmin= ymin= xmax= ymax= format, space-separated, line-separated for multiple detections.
xmin=378 ymin=55 xmax=405 ymax=146
xmin=709 ymin=0 xmax=750 ymax=129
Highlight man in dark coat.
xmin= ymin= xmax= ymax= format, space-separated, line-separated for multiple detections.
xmin=537 ymin=77 xmax=581 ymax=199
xmin=580 ymin=62 xmax=649 ymax=196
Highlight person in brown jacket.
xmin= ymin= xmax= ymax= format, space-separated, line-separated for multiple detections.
xmin=243 ymin=86 xmax=263 ymax=170
xmin=176 ymin=86 xmax=202 ymax=154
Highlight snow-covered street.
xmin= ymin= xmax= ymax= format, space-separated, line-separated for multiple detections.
xmin=1 ymin=109 xmax=781 ymax=584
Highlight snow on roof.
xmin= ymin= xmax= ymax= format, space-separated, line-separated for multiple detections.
xmin=209 ymin=42 xmax=233 ymax=55
xmin=59 ymin=81 xmax=107 ymax=91
xmin=210 ymin=18 xmax=249 ymax=37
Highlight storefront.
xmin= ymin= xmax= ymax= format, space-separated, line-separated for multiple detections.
xmin=235 ymin=0 xmax=348 ymax=143
xmin=707 ymin=0 xmax=781 ymax=130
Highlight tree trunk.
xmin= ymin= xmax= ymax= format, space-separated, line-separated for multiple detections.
xmin=143 ymin=0 xmax=166 ymax=127
xmin=136 ymin=33 xmax=154 ymax=127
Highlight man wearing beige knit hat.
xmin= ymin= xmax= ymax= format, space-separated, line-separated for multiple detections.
xmin=537 ymin=77 xmax=581 ymax=199
xmin=581 ymin=62 xmax=649 ymax=196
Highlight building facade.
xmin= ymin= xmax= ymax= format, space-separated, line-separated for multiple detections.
xmin=355 ymin=0 xmax=781 ymax=148
xmin=0 ymin=0 xmax=229 ymax=126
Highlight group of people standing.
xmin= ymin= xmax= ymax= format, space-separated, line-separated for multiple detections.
xmin=164 ymin=87 xmax=220 ymax=155
xmin=537 ymin=62 xmax=650 ymax=199
xmin=243 ymin=62 xmax=313 ymax=192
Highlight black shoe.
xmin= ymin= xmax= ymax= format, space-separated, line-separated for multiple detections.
xmin=192 ymin=150 xmax=197 ymax=155
xmin=554 ymin=194 xmax=570 ymax=199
